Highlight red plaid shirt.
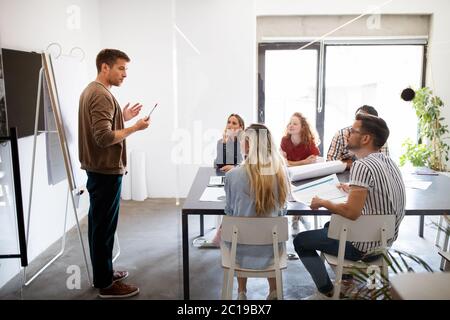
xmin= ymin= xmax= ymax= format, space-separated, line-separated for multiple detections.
xmin=327 ymin=126 xmax=389 ymax=161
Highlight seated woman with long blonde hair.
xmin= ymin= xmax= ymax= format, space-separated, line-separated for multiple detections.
xmin=223 ymin=123 xmax=289 ymax=300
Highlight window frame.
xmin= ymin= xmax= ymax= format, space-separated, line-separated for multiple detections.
xmin=258 ymin=38 xmax=428 ymax=155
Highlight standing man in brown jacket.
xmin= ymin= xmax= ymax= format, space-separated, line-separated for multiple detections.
xmin=79 ymin=49 xmax=149 ymax=298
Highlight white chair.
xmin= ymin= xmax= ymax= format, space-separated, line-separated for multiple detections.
xmin=321 ymin=214 xmax=396 ymax=299
xmin=435 ymin=215 xmax=449 ymax=246
xmin=438 ymin=250 xmax=450 ymax=271
xmin=220 ymin=216 xmax=288 ymax=300
xmin=435 ymin=215 xmax=450 ymax=270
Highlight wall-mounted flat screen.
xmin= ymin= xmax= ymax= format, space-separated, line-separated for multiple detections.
xmin=2 ymin=48 xmax=44 ymax=138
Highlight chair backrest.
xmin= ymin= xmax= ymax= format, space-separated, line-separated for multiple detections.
xmin=221 ymin=216 xmax=288 ymax=245
xmin=327 ymin=214 xmax=396 ymax=242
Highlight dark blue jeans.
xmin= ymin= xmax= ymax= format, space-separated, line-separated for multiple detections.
xmin=86 ymin=171 xmax=123 ymax=289
xmin=293 ymin=221 xmax=371 ymax=294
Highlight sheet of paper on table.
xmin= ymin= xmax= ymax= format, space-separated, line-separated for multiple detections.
xmin=404 ymin=180 xmax=432 ymax=190
xmin=199 ymin=186 xmax=226 ymax=202
xmin=291 ymin=174 xmax=348 ymax=206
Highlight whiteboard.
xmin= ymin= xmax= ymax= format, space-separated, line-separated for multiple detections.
xmin=42 ymin=53 xmax=87 ymax=191
xmin=43 ymin=76 xmax=66 ymax=185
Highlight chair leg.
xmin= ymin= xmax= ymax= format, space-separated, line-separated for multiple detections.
xmin=226 ymin=269 xmax=234 ymax=300
xmin=275 ymin=269 xmax=283 ymax=300
xmin=441 ymin=258 xmax=448 ymax=271
xmin=333 ymin=266 xmax=343 ymax=300
xmin=444 ymin=228 xmax=449 ymax=249
xmin=382 ymin=263 xmax=389 ymax=285
xmin=221 ymin=269 xmax=228 ymax=300
xmin=435 ymin=216 xmax=443 ymax=247
xmin=440 ymin=230 xmax=450 ymax=271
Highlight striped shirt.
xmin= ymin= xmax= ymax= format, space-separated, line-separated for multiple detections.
xmin=327 ymin=126 xmax=389 ymax=161
xmin=349 ymin=153 xmax=406 ymax=253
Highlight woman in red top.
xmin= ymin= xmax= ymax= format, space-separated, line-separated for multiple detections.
xmin=281 ymin=112 xmax=320 ymax=234
xmin=280 ymin=112 xmax=320 ymax=166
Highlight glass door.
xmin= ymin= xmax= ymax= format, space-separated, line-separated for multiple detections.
xmin=258 ymin=43 xmax=320 ymax=151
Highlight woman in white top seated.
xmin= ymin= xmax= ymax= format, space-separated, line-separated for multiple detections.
xmin=224 ymin=123 xmax=290 ymax=300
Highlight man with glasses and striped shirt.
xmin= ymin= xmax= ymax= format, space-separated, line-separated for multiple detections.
xmin=294 ymin=113 xmax=405 ymax=300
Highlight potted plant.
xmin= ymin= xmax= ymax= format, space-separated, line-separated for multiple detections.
xmin=400 ymin=87 xmax=450 ymax=172
xmin=344 ymin=248 xmax=434 ymax=300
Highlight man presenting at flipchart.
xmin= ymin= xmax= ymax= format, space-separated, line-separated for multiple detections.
xmin=78 ymin=49 xmax=149 ymax=298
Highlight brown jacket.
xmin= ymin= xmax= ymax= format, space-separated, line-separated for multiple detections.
xmin=78 ymin=81 xmax=126 ymax=175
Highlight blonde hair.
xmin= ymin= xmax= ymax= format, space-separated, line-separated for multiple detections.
xmin=284 ymin=112 xmax=319 ymax=146
xmin=243 ymin=124 xmax=288 ymax=216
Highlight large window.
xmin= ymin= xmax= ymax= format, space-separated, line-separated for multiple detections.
xmin=324 ymin=45 xmax=424 ymax=162
xmin=259 ymin=41 xmax=425 ymax=162
xmin=259 ymin=43 xmax=319 ymax=147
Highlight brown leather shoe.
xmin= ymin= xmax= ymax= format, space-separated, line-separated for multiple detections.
xmin=113 ymin=270 xmax=129 ymax=283
xmin=98 ymin=282 xmax=139 ymax=299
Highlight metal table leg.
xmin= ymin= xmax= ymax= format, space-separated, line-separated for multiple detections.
xmin=182 ymin=213 xmax=190 ymax=299
xmin=200 ymin=214 xmax=204 ymax=237
xmin=419 ymin=215 xmax=424 ymax=238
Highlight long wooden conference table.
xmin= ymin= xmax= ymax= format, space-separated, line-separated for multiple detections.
xmin=181 ymin=167 xmax=450 ymax=299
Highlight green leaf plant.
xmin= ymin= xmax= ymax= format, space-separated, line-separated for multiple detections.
xmin=400 ymin=87 xmax=450 ymax=171
xmin=342 ymin=248 xmax=434 ymax=300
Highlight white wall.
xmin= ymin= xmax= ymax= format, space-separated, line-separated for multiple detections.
xmin=98 ymin=0 xmax=177 ymax=199
xmin=256 ymin=0 xmax=450 ymax=169
xmin=0 ymin=0 xmax=101 ymax=289
xmin=173 ymin=0 xmax=256 ymax=195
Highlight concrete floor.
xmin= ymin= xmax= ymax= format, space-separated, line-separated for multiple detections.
xmin=0 ymin=198 xmax=445 ymax=300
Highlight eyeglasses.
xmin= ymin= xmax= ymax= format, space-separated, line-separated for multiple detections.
xmin=349 ymin=127 xmax=364 ymax=135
